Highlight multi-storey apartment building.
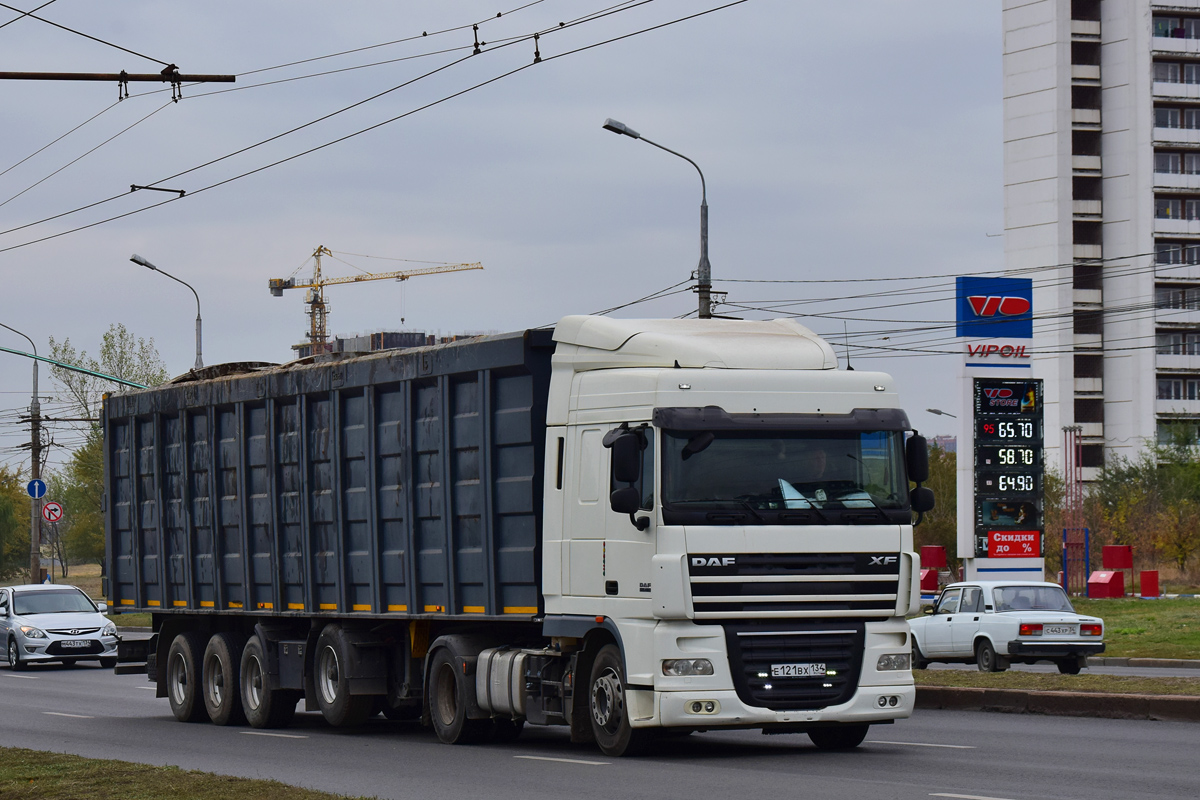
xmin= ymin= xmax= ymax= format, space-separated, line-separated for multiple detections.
xmin=1004 ymin=0 xmax=1200 ymax=477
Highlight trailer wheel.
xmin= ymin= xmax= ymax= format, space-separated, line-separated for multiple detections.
xmin=166 ymin=632 xmax=209 ymax=723
xmin=314 ymin=624 xmax=373 ymax=728
xmin=240 ymin=636 xmax=299 ymax=729
xmin=808 ymin=724 xmax=869 ymax=750
xmin=588 ymin=644 xmax=650 ymax=757
xmin=427 ymin=648 xmax=489 ymax=744
xmin=203 ymin=632 xmax=247 ymax=726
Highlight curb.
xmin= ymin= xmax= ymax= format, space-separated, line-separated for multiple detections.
xmin=916 ymin=686 xmax=1200 ymax=722
xmin=1089 ymin=657 xmax=1200 ymax=669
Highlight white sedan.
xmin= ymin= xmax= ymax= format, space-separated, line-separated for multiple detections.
xmin=1 ymin=584 xmax=118 ymax=669
xmin=908 ymin=581 xmax=1104 ymax=674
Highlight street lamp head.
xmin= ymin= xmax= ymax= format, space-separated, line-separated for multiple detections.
xmin=926 ymin=408 xmax=958 ymax=419
xmin=602 ymin=118 xmax=640 ymax=139
xmin=130 ymin=254 xmax=158 ymax=271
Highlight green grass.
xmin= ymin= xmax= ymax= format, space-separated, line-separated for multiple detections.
xmin=1071 ymin=597 xmax=1200 ymax=659
xmin=0 ymin=748 xmax=372 ymax=800
xmin=915 ymin=668 xmax=1200 ymax=696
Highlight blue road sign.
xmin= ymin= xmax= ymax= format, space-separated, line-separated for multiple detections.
xmin=26 ymin=479 xmax=46 ymax=499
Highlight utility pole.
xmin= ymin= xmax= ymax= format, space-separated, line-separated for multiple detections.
xmin=30 ymin=390 xmax=41 ymax=584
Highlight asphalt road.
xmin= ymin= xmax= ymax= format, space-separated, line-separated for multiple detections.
xmin=2 ymin=662 xmax=1198 ymax=800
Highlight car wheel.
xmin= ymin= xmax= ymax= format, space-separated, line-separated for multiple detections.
xmin=7 ymin=638 xmax=25 ymax=672
xmin=975 ymin=639 xmax=1005 ymax=673
xmin=1057 ymin=658 xmax=1083 ymax=675
xmin=99 ymin=657 xmax=117 ymax=669
xmin=911 ymin=638 xmax=929 ymax=670
xmin=588 ymin=644 xmax=651 ymax=757
xmin=166 ymin=631 xmax=210 ymax=722
xmin=808 ymin=724 xmax=869 ymax=750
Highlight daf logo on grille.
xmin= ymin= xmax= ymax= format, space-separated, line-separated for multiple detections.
xmin=692 ymin=557 xmax=736 ymax=567
xmin=869 ymin=556 xmax=897 ymax=566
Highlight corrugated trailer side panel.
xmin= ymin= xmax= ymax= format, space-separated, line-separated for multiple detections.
xmin=104 ymin=330 xmax=553 ymax=621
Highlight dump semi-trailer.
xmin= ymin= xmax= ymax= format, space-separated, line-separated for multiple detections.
xmin=103 ymin=315 xmax=932 ymax=755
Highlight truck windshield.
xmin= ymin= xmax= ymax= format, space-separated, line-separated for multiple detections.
xmin=661 ymin=429 xmax=910 ymax=526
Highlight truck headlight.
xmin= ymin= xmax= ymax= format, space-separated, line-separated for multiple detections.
xmin=876 ymin=653 xmax=910 ymax=671
xmin=102 ymin=622 xmax=117 ymax=637
xmin=19 ymin=625 xmax=48 ymax=639
xmin=662 ymin=659 xmax=715 ymax=676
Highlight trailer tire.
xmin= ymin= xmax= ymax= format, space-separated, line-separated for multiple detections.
xmin=808 ymin=724 xmax=869 ymax=750
xmin=203 ymin=632 xmax=247 ymax=726
xmin=314 ymin=625 xmax=373 ymax=728
xmin=240 ymin=636 xmax=298 ymax=729
xmin=166 ymin=631 xmax=209 ymax=723
xmin=427 ymin=648 xmax=489 ymax=744
xmin=588 ymin=644 xmax=650 ymax=757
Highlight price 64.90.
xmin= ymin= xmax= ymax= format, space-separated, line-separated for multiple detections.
xmin=978 ymin=419 xmax=1035 ymax=440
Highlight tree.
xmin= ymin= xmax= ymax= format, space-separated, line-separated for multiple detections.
xmin=48 ymin=323 xmax=169 ymax=424
xmin=56 ymin=434 xmax=105 ymax=568
xmin=0 ymin=467 xmax=31 ymax=581
xmin=913 ymin=443 xmax=959 ymax=570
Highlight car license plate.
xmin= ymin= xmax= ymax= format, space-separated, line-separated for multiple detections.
xmin=1044 ymin=625 xmax=1076 ymax=636
xmin=770 ymin=662 xmax=826 ymax=678
xmin=60 ymin=639 xmax=90 ymax=649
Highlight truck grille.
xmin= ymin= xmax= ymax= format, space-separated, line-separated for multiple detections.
xmin=723 ymin=622 xmax=865 ymax=711
xmin=687 ymin=553 xmax=900 ymax=619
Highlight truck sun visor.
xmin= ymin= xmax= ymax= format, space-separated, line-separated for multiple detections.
xmin=652 ymin=405 xmax=912 ymax=432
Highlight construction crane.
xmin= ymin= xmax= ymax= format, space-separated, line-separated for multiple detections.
xmin=269 ymin=245 xmax=482 ymax=354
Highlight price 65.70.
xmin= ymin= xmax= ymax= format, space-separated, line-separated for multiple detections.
xmin=978 ymin=419 xmax=1035 ymax=440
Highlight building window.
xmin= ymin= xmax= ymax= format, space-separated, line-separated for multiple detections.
xmin=1188 ymin=64 xmax=1200 ymax=84
xmin=1188 ymin=153 xmax=1200 ymax=174
xmin=1157 ymin=152 xmax=1182 ymax=173
xmin=1156 ymin=242 xmax=1200 ymax=265
xmin=1156 ymin=62 xmax=1182 ymax=83
xmin=1156 ymin=107 xmax=1181 ymax=128
xmin=1156 ymin=286 xmax=1200 ymax=309
xmin=1157 ymin=198 xmax=1183 ymax=218
xmin=1154 ymin=17 xmax=1200 ymax=39
xmin=1157 ymin=378 xmax=1200 ymax=400
xmin=1157 ymin=332 xmax=1200 ymax=355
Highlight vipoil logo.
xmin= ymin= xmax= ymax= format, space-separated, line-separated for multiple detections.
xmin=956 ymin=277 xmax=1033 ymax=339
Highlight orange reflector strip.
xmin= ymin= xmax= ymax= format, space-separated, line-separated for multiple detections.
xmin=423 ymin=605 xmax=444 ymax=613
xmin=146 ymin=600 xmax=160 ymax=607
xmin=172 ymin=601 xmax=187 ymax=607
xmin=120 ymin=599 xmax=134 ymax=606
xmin=257 ymin=602 xmax=273 ymax=610
xmin=287 ymin=603 xmax=304 ymax=610
xmin=228 ymin=602 xmax=243 ymax=609
xmin=387 ymin=604 xmax=407 ymax=612
xmin=352 ymin=604 xmax=371 ymax=611
xmin=463 ymin=606 xmax=485 ymax=613
xmin=200 ymin=601 xmax=215 ymax=608
xmin=319 ymin=603 xmax=337 ymax=610
xmin=504 ymin=607 xmax=538 ymax=614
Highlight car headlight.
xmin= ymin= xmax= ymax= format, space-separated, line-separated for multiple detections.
xmin=102 ymin=622 xmax=117 ymax=637
xmin=877 ymin=653 xmax=911 ymax=671
xmin=19 ymin=625 xmax=47 ymax=639
xmin=662 ymin=658 xmax=715 ymax=676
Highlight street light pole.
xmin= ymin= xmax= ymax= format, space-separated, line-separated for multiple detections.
xmin=603 ymin=118 xmax=712 ymax=319
xmin=0 ymin=322 xmax=42 ymax=584
xmin=130 ymin=254 xmax=203 ymax=370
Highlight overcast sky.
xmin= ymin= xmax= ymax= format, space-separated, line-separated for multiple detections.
xmin=0 ymin=1 xmax=1002 ymax=472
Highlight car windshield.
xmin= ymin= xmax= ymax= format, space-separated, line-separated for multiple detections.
xmin=13 ymin=589 xmax=97 ymax=615
xmin=993 ymin=585 xmax=1074 ymax=613
xmin=661 ymin=428 xmax=909 ymax=525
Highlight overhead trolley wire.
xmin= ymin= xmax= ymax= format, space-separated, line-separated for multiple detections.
xmin=0 ymin=1 xmax=170 ymax=65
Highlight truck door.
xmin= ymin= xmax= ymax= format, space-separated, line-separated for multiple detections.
xmin=951 ymin=586 xmax=984 ymax=655
xmin=564 ymin=426 xmax=609 ymax=597
xmin=924 ymin=588 xmax=960 ymax=656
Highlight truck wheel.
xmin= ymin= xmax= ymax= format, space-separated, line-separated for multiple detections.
xmin=975 ymin=639 xmax=1005 ymax=673
xmin=314 ymin=624 xmax=373 ymax=728
xmin=588 ymin=644 xmax=650 ymax=757
xmin=240 ymin=636 xmax=299 ymax=729
xmin=99 ymin=657 xmax=117 ymax=669
xmin=166 ymin=632 xmax=209 ymax=722
xmin=808 ymin=724 xmax=869 ymax=750
xmin=1057 ymin=658 xmax=1083 ymax=675
xmin=427 ymin=648 xmax=489 ymax=744
xmin=7 ymin=638 xmax=25 ymax=671
xmin=911 ymin=638 xmax=929 ymax=670
xmin=203 ymin=632 xmax=247 ymax=725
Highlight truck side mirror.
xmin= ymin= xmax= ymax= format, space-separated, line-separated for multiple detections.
xmin=610 ymin=487 xmax=650 ymax=531
xmin=608 ymin=433 xmax=642 ymax=484
xmin=910 ymin=486 xmax=934 ymax=514
xmin=906 ymin=434 xmax=929 ymax=483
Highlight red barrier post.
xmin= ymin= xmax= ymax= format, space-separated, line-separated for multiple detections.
xmin=1140 ymin=570 xmax=1160 ymax=598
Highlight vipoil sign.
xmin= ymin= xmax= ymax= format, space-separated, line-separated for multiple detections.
xmin=956 ymin=277 xmax=1033 ymax=364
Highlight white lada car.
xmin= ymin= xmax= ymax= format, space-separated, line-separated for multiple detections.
xmin=908 ymin=581 xmax=1104 ymax=674
xmin=1 ymin=584 xmax=118 ymax=669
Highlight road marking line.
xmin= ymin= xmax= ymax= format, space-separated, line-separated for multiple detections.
xmin=43 ymin=712 xmax=94 ymax=719
xmin=1 ymin=674 xmax=39 ymax=679
xmin=931 ymin=794 xmax=1019 ymax=800
xmin=137 ymin=686 xmax=157 ymax=691
xmin=513 ymin=755 xmax=610 ymax=766
xmin=240 ymin=731 xmax=309 ymax=739
xmin=870 ymin=740 xmax=976 ymax=749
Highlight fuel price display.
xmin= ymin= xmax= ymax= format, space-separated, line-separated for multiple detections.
xmin=973 ymin=378 xmax=1044 ymax=558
